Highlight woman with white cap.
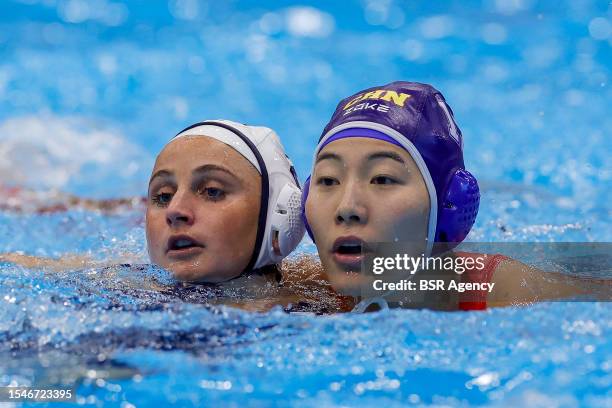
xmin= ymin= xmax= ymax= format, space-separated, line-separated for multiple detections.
xmin=146 ymin=119 xmax=305 ymax=283
xmin=1 ymin=120 xmax=321 ymax=311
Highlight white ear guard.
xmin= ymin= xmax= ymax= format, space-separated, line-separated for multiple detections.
xmin=247 ymin=124 xmax=305 ymax=268
xmin=269 ymin=183 xmax=305 ymax=258
xmin=174 ymin=119 xmax=305 ymax=271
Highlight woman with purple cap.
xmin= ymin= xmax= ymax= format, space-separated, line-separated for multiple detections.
xmin=302 ymin=81 xmax=610 ymax=312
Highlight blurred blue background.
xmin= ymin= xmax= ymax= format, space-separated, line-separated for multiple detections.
xmin=0 ymin=0 xmax=610 ymax=239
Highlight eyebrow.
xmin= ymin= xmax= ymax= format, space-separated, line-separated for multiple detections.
xmin=149 ymin=169 xmax=173 ymax=186
xmin=148 ymin=164 xmax=238 ymax=187
xmin=192 ymin=164 xmax=238 ymax=180
xmin=315 ymin=152 xmax=342 ymax=164
xmin=368 ymin=151 xmax=405 ymax=164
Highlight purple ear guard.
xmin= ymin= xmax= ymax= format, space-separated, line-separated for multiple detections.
xmin=301 ymin=81 xmax=480 ymax=251
xmin=434 ymin=168 xmax=480 ymax=243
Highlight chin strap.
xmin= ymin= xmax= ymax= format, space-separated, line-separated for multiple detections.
xmin=351 ymin=297 xmax=390 ymax=313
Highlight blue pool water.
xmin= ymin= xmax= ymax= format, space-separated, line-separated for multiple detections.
xmin=0 ymin=0 xmax=611 ymax=406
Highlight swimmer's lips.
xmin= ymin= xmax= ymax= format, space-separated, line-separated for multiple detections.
xmin=331 ymin=236 xmax=370 ymax=271
xmin=166 ymin=235 xmax=205 ymax=259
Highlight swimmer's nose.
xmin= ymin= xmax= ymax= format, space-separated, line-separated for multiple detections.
xmin=335 ymin=182 xmax=367 ymax=225
xmin=166 ymin=192 xmax=195 ymax=227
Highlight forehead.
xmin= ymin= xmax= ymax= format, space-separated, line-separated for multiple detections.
xmin=317 ymin=137 xmax=416 ymax=168
xmin=154 ymin=136 xmax=255 ymax=173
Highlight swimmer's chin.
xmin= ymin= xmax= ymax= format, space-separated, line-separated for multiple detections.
xmin=167 ymin=263 xmax=241 ymax=284
xmin=326 ymin=269 xmax=370 ymax=296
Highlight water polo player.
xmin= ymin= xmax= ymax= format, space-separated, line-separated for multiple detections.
xmin=146 ymin=119 xmax=305 ymax=282
xmin=302 ymin=81 xmax=610 ymax=311
xmin=2 ymin=120 xmax=306 ymax=286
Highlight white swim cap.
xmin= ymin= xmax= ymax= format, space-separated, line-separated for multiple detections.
xmin=173 ymin=119 xmax=305 ymax=271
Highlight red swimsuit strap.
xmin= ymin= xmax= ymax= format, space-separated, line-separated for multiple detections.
xmin=454 ymin=252 xmax=509 ymax=311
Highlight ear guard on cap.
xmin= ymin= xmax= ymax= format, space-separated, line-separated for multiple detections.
xmin=434 ymin=169 xmax=480 ymax=246
xmin=248 ymin=128 xmax=306 ymax=269
xmin=301 ymin=170 xmax=479 ymax=248
xmin=268 ymin=183 xmax=305 ymax=259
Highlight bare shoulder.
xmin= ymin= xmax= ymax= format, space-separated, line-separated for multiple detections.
xmin=280 ymin=255 xmax=328 ymax=285
xmin=279 ymin=255 xmax=355 ymax=313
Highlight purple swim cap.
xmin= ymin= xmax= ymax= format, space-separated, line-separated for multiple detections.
xmin=303 ymin=81 xmax=479 ymax=254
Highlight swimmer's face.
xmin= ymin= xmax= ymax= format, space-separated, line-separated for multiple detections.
xmin=146 ymin=136 xmax=261 ymax=282
xmin=305 ymin=138 xmax=430 ymax=295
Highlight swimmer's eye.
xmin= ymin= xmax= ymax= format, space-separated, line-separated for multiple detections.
xmin=316 ymin=177 xmax=339 ymax=187
xmin=151 ymin=192 xmax=173 ymax=206
xmin=201 ymin=187 xmax=225 ymax=201
xmin=371 ymin=175 xmax=399 ymax=185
